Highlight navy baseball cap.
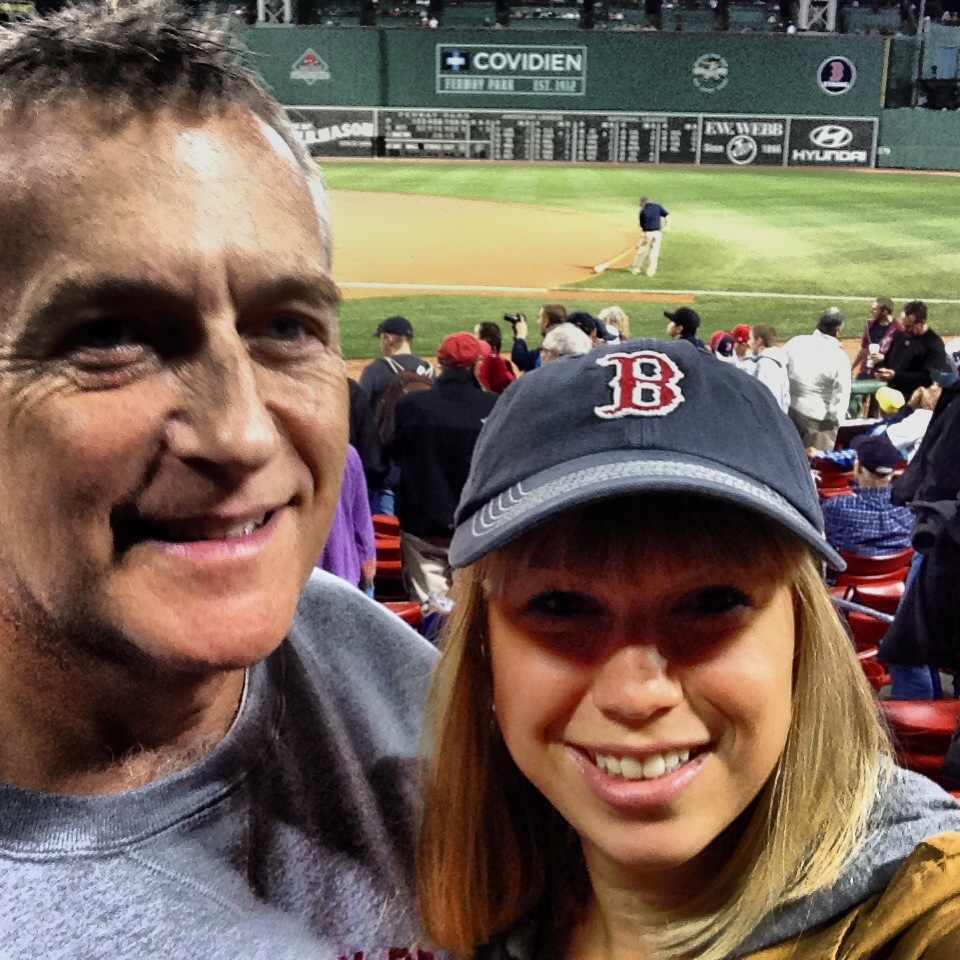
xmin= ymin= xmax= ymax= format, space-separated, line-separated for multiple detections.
xmin=450 ymin=338 xmax=844 ymax=570
xmin=375 ymin=315 xmax=414 ymax=338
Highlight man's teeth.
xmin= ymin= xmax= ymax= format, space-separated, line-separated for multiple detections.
xmin=163 ymin=514 xmax=268 ymax=542
xmin=594 ymin=749 xmax=692 ymax=781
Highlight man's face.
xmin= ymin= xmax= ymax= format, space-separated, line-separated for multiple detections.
xmin=901 ymin=312 xmax=925 ymax=336
xmin=0 ymin=106 xmax=347 ymax=673
xmin=538 ymin=308 xmax=550 ymax=336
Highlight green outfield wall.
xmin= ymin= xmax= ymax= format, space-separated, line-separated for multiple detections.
xmin=878 ymin=108 xmax=960 ymax=169
xmin=245 ymin=28 xmax=960 ymax=170
xmin=245 ymin=27 xmax=887 ymax=116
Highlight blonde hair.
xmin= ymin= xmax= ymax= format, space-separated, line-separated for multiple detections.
xmin=598 ymin=305 xmax=630 ymax=339
xmin=418 ymin=497 xmax=892 ymax=958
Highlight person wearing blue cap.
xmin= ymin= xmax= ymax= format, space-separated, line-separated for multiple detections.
xmin=820 ymin=433 xmax=914 ymax=557
xmin=418 ymin=339 xmax=960 ymax=960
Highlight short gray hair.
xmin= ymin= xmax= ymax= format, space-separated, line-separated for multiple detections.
xmin=0 ymin=0 xmax=330 ymax=259
xmin=541 ymin=322 xmax=592 ymax=359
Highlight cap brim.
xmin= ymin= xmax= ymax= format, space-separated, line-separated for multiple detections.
xmin=450 ymin=451 xmax=845 ymax=571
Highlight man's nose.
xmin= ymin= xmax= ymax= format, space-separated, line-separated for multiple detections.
xmin=165 ymin=329 xmax=278 ymax=478
xmin=591 ymin=643 xmax=684 ymax=723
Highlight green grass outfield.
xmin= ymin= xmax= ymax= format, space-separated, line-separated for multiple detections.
xmin=323 ymin=162 xmax=960 ymax=360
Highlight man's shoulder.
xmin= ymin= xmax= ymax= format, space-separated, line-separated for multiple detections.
xmin=292 ymin=571 xmax=437 ymax=677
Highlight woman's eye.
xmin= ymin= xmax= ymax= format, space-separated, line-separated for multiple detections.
xmin=678 ymin=586 xmax=752 ymax=618
xmin=525 ymin=590 xmax=599 ymax=618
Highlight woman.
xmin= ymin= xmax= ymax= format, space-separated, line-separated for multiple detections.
xmin=418 ymin=338 xmax=960 ymax=959
xmin=599 ymin=306 xmax=630 ymax=342
xmin=852 ymin=297 xmax=903 ymax=380
xmin=475 ymin=321 xmax=518 ymax=394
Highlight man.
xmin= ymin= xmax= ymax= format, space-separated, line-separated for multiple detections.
xmin=540 ymin=322 xmax=592 ymax=363
xmin=820 ymin=434 xmax=914 ymax=557
xmin=390 ymin=332 xmax=497 ymax=609
xmin=0 ymin=5 xmax=435 ymax=957
xmin=783 ymin=307 xmax=852 ymax=449
xmin=664 ymin=307 xmax=705 ymax=349
xmin=875 ymin=300 xmax=950 ymax=398
xmin=511 ymin=302 xmax=566 ymax=372
xmin=358 ymin=314 xmax=434 ymax=412
xmin=630 ymin=195 xmax=670 ymax=277
xmin=743 ymin=323 xmax=790 ymax=414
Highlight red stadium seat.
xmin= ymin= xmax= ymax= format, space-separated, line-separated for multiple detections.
xmin=880 ymin=699 xmax=960 ymax=789
xmin=848 ymin=611 xmax=888 ymax=651
xmin=372 ymin=514 xmax=400 ymax=537
xmin=850 ymin=581 xmax=905 ymax=616
xmin=382 ymin=600 xmax=423 ymax=628
xmin=880 ymin=699 xmax=960 ymax=755
xmin=834 ymin=548 xmax=913 ymax=588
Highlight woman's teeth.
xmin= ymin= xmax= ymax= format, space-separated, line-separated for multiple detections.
xmin=594 ymin=749 xmax=692 ymax=781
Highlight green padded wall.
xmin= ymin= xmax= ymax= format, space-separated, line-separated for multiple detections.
xmin=243 ymin=27 xmax=886 ymax=117
xmin=878 ymin=108 xmax=960 ymax=169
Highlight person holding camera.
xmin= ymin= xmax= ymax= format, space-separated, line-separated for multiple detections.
xmin=509 ymin=303 xmax=567 ymax=372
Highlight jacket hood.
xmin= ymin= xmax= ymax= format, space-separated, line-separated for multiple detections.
xmin=731 ymin=766 xmax=960 ymax=955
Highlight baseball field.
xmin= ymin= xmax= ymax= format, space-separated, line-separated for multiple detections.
xmin=324 ymin=161 xmax=960 ymax=360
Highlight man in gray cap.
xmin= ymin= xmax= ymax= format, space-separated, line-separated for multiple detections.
xmin=783 ymin=307 xmax=852 ymax=449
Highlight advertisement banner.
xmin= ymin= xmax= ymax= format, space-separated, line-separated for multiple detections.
xmin=287 ymin=108 xmax=378 ymax=158
xmin=787 ymin=117 xmax=875 ymax=166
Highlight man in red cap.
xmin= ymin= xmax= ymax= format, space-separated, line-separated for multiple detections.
xmin=389 ymin=333 xmax=499 ymax=609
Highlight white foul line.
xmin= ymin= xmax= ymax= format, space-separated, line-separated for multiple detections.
xmin=338 ymin=280 xmax=960 ymax=305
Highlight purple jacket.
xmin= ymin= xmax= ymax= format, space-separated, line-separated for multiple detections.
xmin=318 ymin=446 xmax=376 ymax=587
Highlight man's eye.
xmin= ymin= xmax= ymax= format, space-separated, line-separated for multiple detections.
xmin=70 ymin=318 xmax=139 ymax=351
xmin=264 ymin=316 xmax=312 ymax=342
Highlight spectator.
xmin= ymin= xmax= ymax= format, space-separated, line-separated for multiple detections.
xmin=851 ymin=296 xmax=902 ymax=381
xmin=881 ymin=377 xmax=960 ymax=700
xmin=511 ymin=303 xmax=566 ymax=372
xmin=820 ymin=433 xmax=914 ymax=557
xmin=567 ymin=310 xmax=606 ymax=346
xmin=730 ymin=323 xmax=753 ymax=365
xmin=358 ymin=315 xmax=434 ymax=412
xmin=0 ymin=4 xmax=435 ymax=956
xmin=664 ymin=307 xmax=705 ymax=349
xmin=744 ymin=323 xmax=790 ymax=414
xmin=598 ymin=305 xmax=630 ymax=341
xmin=390 ymin=332 xmax=497 ymax=609
xmin=708 ymin=330 xmax=738 ymax=364
xmin=875 ymin=300 xmax=951 ymax=398
xmin=420 ymin=336 xmax=960 ymax=960
xmin=359 ymin=316 xmax=434 ymax=516
xmin=317 ymin=445 xmax=377 ymax=594
xmin=808 ymin=382 xmax=940 ymax=467
xmin=783 ymin=307 xmax=851 ymax=449
xmin=348 ymin=378 xmax=388 ymax=495
xmin=474 ymin=320 xmax=517 ymax=394
xmin=540 ymin=322 xmax=592 ymax=363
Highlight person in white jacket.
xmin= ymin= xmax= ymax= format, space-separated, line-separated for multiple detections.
xmin=783 ymin=308 xmax=852 ymax=449
xmin=744 ymin=324 xmax=791 ymax=414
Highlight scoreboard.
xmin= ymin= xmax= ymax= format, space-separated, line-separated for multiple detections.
xmin=287 ymin=106 xmax=877 ymax=167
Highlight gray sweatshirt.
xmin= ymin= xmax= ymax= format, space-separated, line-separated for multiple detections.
xmin=0 ymin=572 xmax=439 ymax=959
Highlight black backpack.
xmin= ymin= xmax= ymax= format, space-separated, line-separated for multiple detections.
xmin=374 ymin=359 xmax=434 ymax=445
